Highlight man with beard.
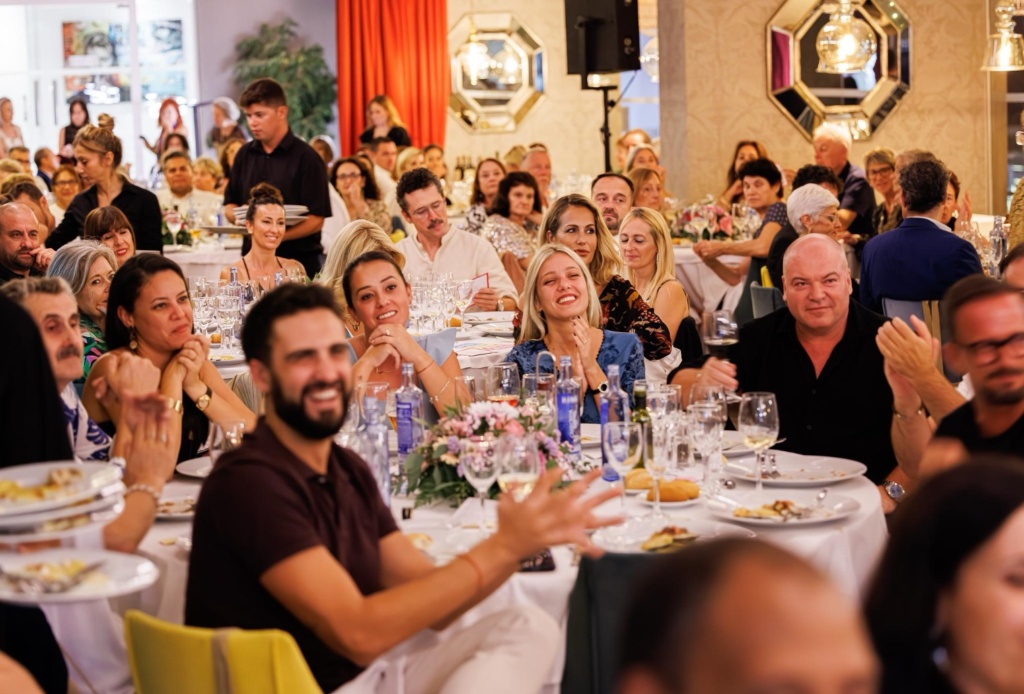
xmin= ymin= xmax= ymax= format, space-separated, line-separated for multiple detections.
xmin=914 ymin=276 xmax=1024 ymax=472
xmin=185 ymin=284 xmax=619 ymax=694
xmin=590 ymin=172 xmax=633 ymax=232
xmin=0 ymin=202 xmax=54 ymax=285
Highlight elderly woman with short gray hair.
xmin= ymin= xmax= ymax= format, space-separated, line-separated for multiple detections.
xmin=47 ymin=239 xmax=118 ymax=384
xmin=765 ymin=184 xmax=841 ymax=288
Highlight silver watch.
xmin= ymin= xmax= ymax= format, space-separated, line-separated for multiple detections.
xmin=883 ymin=481 xmax=906 ymax=504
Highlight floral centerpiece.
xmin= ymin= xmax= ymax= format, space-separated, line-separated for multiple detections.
xmin=403 ymin=401 xmax=579 ymax=507
xmin=670 ymin=201 xmax=734 ymax=243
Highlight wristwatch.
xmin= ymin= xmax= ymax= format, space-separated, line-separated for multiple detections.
xmin=883 ymin=480 xmax=906 ymax=504
xmin=194 ymin=385 xmax=213 ymax=412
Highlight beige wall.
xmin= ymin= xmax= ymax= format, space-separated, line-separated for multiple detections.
xmin=444 ymin=0 xmax=606 ymax=179
xmin=659 ymin=0 xmax=1002 ymax=213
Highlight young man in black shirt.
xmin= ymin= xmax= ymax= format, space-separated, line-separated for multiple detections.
xmin=223 ymin=79 xmax=331 ymax=279
xmin=919 ymin=276 xmax=1024 ymax=471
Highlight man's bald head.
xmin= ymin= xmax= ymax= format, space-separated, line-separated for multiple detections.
xmin=783 ymin=232 xmax=848 ymax=278
xmin=619 ymin=539 xmax=878 ymax=694
xmin=0 ymin=202 xmax=38 ymax=231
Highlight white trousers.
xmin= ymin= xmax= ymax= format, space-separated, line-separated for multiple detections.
xmin=338 ymin=605 xmax=561 ymax=694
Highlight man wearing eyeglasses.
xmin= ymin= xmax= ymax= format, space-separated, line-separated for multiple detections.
xmin=859 ymin=159 xmax=983 ymax=313
xmin=897 ymin=276 xmax=1024 ymax=479
xmin=396 ymin=168 xmax=518 ymax=312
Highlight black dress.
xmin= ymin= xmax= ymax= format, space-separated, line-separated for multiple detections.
xmin=359 ymin=125 xmax=412 ymax=147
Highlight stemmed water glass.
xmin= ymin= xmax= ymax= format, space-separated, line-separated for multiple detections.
xmin=603 ymin=421 xmax=643 ymax=539
xmin=454 ymin=375 xmax=477 ymax=409
xmin=192 ymin=297 xmax=213 ymax=338
xmin=461 ymin=436 xmax=499 ymax=533
xmin=689 ymin=382 xmax=727 ymax=422
xmin=214 ymin=294 xmax=241 ymax=350
xmin=687 ymin=403 xmax=725 ymax=493
xmin=522 ymin=373 xmax=555 ymax=418
xmin=495 ymin=435 xmax=540 ymax=502
xmin=485 ymin=364 xmax=520 ymax=406
xmin=648 ymin=419 xmax=674 ymax=520
xmin=738 ymin=392 xmax=780 ymax=494
xmin=453 ymin=280 xmax=474 ymax=328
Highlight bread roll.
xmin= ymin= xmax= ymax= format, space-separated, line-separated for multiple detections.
xmin=647 ymin=479 xmax=700 ymax=502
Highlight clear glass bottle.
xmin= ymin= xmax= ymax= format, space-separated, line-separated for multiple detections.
xmin=599 ymin=364 xmax=631 ymax=480
xmin=395 ymin=363 xmax=424 ymax=456
xmin=556 ymin=356 xmax=581 ymax=463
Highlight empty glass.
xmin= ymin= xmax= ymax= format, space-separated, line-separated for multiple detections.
xmin=603 ymin=421 xmax=643 ymax=530
xmin=687 ymin=403 xmax=724 ymax=492
xmin=461 ymin=436 xmax=499 ymax=533
xmin=522 ymin=373 xmax=556 ymax=418
xmin=454 ymin=375 xmax=478 ymax=409
xmin=209 ymin=420 xmax=247 ymax=463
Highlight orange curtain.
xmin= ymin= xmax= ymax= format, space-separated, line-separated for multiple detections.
xmin=337 ymin=0 xmax=449 ymax=155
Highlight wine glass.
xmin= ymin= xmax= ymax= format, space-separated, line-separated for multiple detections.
xmin=461 ymin=436 xmax=499 ymax=533
xmin=689 ymin=382 xmax=727 ymax=421
xmin=214 ymin=294 xmax=241 ymax=350
xmin=602 ymin=421 xmax=643 ymax=537
xmin=689 ymin=205 xmax=709 ymax=238
xmin=738 ymin=392 xmax=780 ymax=494
xmin=485 ymin=364 xmax=520 ymax=406
xmin=453 ymin=280 xmax=474 ymax=329
xmin=362 ymin=382 xmax=389 ymax=423
xmin=165 ymin=210 xmax=182 ymax=237
xmin=495 ymin=434 xmax=540 ymax=502
xmin=702 ymin=309 xmax=738 ymax=359
xmin=687 ymin=403 xmax=725 ymax=493
xmin=209 ymin=420 xmax=246 ymax=463
xmin=192 ymin=297 xmax=213 ymax=337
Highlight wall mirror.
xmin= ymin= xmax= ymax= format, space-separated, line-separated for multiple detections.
xmin=767 ymin=0 xmax=910 ymax=141
xmin=448 ymin=12 xmax=545 ymax=133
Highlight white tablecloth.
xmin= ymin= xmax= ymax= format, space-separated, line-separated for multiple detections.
xmin=673 ymin=246 xmax=745 ymax=319
xmin=164 ymin=246 xmax=242 ymax=281
xmin=452 ymin=334 xmax=515 ymax=384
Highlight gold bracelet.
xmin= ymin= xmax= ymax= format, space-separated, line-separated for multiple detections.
xmin=415 ymin=361 xmax=436 ymax=376
xmin=167 ymin=398 xmax=183 ymax=415
xmin=429 ymin=378 xmax=452 ymax=405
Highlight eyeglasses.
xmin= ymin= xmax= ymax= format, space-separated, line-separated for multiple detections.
xmin=409 ymin=200 xmax=446 ymax=219
xmin=958 ymin=332 xmax=1024 ymax=365
xmin=815 ymin=213 xmax=840 ymax=226
xmin=866 ymin=166 xmax=894 ymax=178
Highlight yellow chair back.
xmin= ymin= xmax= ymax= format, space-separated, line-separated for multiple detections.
xmin=124 ymin=610 xmax=320 ymax=694
xmin=760 ymin=265 xmax=774 ymax=288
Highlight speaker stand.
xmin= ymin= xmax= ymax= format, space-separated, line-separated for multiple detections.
xmin=574 ymin=16 xmax=619 ymax=174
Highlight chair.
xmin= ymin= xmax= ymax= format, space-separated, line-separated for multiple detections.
xmin=124 ymin=610 xmax=320 ymax=694
xmin=749 ymin=281 xmax=785 ymax=319
xmin=674 ymin=315 xmax=704 ymax=364
xmin=228 ymin=372 xmax=264 ymax=416
xmin=881 ymin=298 xmax=959 ymax=382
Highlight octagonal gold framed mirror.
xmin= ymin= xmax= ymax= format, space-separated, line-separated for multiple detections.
xmin=767 ymin=0 xmax=910 ymax=141
xmin=448 ymin=12 xmax=545 ymax=133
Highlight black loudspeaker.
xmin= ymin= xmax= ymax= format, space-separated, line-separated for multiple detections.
xmin=565 ymin=0 xmax=641 ymax=75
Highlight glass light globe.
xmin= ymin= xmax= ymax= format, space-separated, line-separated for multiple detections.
xmin=640 ymin=37 xmax=660 ymax=83
xmin=816 ymin=3 xmax=877 ymax=74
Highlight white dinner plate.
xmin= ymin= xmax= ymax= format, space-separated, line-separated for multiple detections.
xmin=156 ymin=495 xmax=196 ymax=521
xmin=724 ymin=454 xmax=868 ymax=487
xmin=591 ymin=517 xmax=756 ymax=554
xmin=464 ymin=311 xmax=516 ymax=325
xmin=479 ymin=326 xmax=514 ymax=338
xmin=0 ymin=463 xmax=123 ymax=517
xmin=176 ymin=457 xmax=213 ymax=479
xmin=580 ymin=423 xmax=601 ymax=449
xmin=0 ymin=503 xmax=123 ymax=543
xmin=0 ymin=484 xmax=123 ymax=530
xmin=708 ymin=491 xmax=861 ymax=527
xmin=638 ymin=496 xmax=701 ymax=509
xmin=0 ymin=549 xmax=159 ymax=605
xmin=210 ymin=353 xmax=245 ymax=366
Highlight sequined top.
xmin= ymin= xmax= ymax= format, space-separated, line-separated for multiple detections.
xmin=482 ymin=214 xmax=537 ymax=260
xmin=76 ymin=314 xmax=107 ymax=387
xmin=600 ymin=275 xmax=673 ymax=361
xmin=462 ymin=204 xmax=488 ymax=235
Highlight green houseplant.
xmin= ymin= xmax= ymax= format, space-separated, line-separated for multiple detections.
xmin=233 ymin=19 xmax=336 ymax=141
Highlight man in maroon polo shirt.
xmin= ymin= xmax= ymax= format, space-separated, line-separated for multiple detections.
xmin=186 ymin=283 xmax=618 ymax=693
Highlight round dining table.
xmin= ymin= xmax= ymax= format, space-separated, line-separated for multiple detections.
xmin=673 ymin=245 xmax=745 ymax=319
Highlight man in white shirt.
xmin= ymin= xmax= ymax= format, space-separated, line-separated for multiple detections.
xmin=396 ymin=168 xmax=519 ymax=311
xmin=369 ymin=137 xmax=400 ymax=218
xmin=155 ymin=150 xmax=223 ymax=225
